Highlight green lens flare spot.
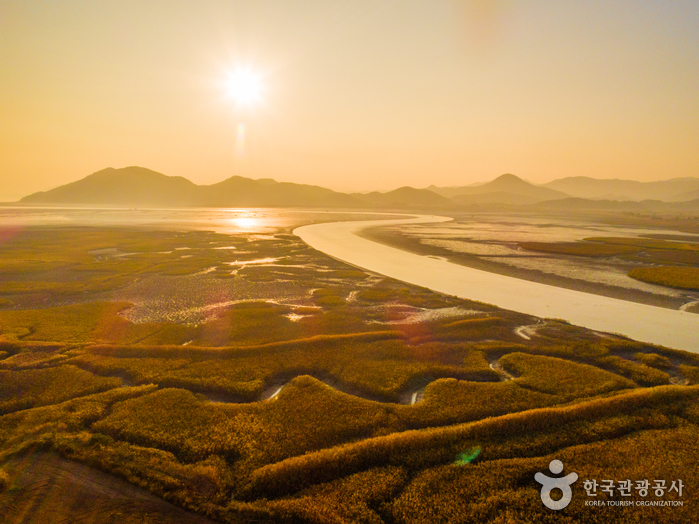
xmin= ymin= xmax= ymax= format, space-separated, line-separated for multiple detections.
xmin=455 ymin=446 xmax=481 ymax=465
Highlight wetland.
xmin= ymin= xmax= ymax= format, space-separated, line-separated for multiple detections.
xmin=1 ymin=207 xmax=698 ymax=523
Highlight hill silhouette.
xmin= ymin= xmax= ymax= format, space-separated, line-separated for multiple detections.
xmin=671 ymin=188 xmax=699 ymax=202
xmin=429 ymin=173 xmax=568 ymax=204
xmin=543 ymin=176 xmax=699 ymax=201
xmin=19 ymin=167 xmax=699 ymax=210
xmin=354 ymin=187 xmax=450 ymax=208
xmin=20 ymin=167 xmax=199 ymax=207
xmin=201 ymin=176 xmax=358 ymax=207
xmin=21 ymin=167 xmax=361 ymax=208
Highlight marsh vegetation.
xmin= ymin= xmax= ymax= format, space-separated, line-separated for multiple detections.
xmin=520 ymin=235 xmax=699 ymax=292
xmin=1 ymin=222 xmax=698 ymax=523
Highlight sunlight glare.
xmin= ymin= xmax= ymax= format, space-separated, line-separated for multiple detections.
xmin=226 ymin=68 xmax=264 ymax=107
xmin=230 ymin=216 xmax=258 ymax=229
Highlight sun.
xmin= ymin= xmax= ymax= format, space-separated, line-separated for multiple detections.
xmin=225 ymin=68 xmax=264 ymax=107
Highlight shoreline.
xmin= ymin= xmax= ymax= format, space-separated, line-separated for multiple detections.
xmin=359 ymin=226 xmax=697 ymax=313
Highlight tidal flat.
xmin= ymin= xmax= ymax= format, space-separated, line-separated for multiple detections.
xmin=1 ymin=210 xmax=698 ymax=523
xmin=362 ymin=212 xmax=699 ymax=310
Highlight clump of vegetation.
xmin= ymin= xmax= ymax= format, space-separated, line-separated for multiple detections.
xmin=589 ymin=236 xmax=699 ymax=252
xmin=597 ymin=355 xmax=671 ymax=386
xmin=519 ymin=241 xmax=641 ymax=257
xmin=435 ymin=317 xmax=510 ymax=342
xmin=311 ymin=288 xmax=347 ymax=308
xmin=521 ymin=236 xmax=699 ymax=271
xmin=499 ymin=352 xmax=635 ymax=399
xmin=397 ymin=379 xmax=558 ymax=429
xmin=0 ymin=346 xmax=70 ymax=370
xmin=634 ymin=351 xmax=672 ymax=369
xmin=0 ymin=366 xmax=122 ymax=414
xmin=629 ymin=266 xmax=699 ymax=291
xmin=0 ymin=385 xmax=156 ymax=452
xmin=92 ymin=388 xmax=243 ymax=462
xmin=356 ymin=281 xmax=465 ymax=309
xmin=679 ymin=364 xmax=699 ymax=384
xmin=196 ymin=301 xmax=301 ymax=346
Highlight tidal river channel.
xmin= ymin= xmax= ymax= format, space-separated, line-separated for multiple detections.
xmin=295 ymin=215 xmax=699 ymax=353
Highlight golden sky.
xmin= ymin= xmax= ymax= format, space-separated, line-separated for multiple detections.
xmin=1 ymin=0 xmax=698 ymax=200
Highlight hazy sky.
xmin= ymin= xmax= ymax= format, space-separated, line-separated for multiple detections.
xmin=1 ymin=1 xmax=698 ymax=200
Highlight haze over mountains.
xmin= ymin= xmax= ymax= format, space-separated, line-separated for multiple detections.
xmin=353 ymin=186 xmax=452 ymax=208
xmin=427 ymin=173 xmax=568 ymax=205
xmin=542 ymin=176 xmax=699 ymax=202
xmin=18 ymin=166 xmax=699 ymax=210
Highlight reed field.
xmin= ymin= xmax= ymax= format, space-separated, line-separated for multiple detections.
xmin=521 ymin=235 xmax=699 ymax=295
xmin=1 ymin=226 xmax=698 ymax=523
xmin=629 ymin=266 xmax=699 ymax=291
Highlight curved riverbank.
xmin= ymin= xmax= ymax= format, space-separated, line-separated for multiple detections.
xmin=360 ymin=224 xmax=696 ymax=311
xmin=294 ymin=215 xmax=699 ymax=353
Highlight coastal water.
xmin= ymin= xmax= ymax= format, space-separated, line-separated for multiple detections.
xmin=0 ymin=206 xmax=376 ymax=234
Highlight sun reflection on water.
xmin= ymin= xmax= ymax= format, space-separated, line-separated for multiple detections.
xmin=229 ymin=216 xmax=259 ymax=229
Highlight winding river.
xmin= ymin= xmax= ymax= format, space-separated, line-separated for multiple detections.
xmin=295 ymin=215 xmax=699 ymax=353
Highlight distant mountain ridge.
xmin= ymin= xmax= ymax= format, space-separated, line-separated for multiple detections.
xmin=542 ymin=176 xmax=699 ymax=202
xmin=21 ymin=167 xmax=199 ymax=207
xmin=353 ymin=187 xmax=451 ymax=208
xmin=21 ymin=167 xmax=361 ymax=208
xmin=18 ymin=167 xmax=699 ymax=210
xmin=428 ymin=173 xmax=569 ymax=204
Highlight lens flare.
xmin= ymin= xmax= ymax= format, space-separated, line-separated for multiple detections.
xmin=455 ymin=446 xmax=482 ymax=465
xmin=235 ymin=123 xmax=246 ymax=157
xmin=0 ymin=226 xmax=21 ymax=245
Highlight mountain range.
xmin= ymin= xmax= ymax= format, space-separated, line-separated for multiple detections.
xmin=428 ymin=173 xmax=567 ymax=205
xmin=541 ymin=176 xmax=699 ymax=202
xmin=17 ymin=166 xmax=699 ymax=210
xmin=20 ymin=167 xmax=359 ymax=208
